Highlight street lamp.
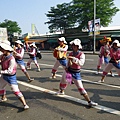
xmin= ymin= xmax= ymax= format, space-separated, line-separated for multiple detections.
xmin=93 ymin=0 xmax=96 ymax=53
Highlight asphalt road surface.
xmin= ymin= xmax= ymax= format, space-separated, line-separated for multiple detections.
xmin=0 ymin=52 xmax=119 ymax=120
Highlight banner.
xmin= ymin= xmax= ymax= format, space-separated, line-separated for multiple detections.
xmin=0 ymin=27 xmax=8 ymax=41
xmin=88 ymin=18 xmax=100 ymax=36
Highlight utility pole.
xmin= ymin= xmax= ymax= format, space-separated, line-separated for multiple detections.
xmin=93 ymin=0 xmax=96 ymax=54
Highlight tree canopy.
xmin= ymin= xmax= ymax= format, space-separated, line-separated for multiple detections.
xmin=45 ymin=0 xmax=119 ymax=32
xmin=0 ymin=19 xmax=22 ymax=34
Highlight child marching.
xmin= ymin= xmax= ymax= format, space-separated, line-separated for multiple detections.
xmin=0 ymin=41 xmax=29 ymax=110
xmin=96 ymin=36 xmax=114 ymax=76
xmin=13 ymin=40 xmax=34 ymax=82
xmin=99 ymin=40 xmax=120 ymax=82
xmin=51 ymin=37 xmax=68 ymax=79
xmin=26 ymin=42 xmax=41 ymax=72
xmin=56 ymin=39 xmax=98 ymax=107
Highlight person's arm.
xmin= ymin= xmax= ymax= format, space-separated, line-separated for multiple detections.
xmin=68 ymin=53 xmax=85 ymax=66
xmin=57 ymin=45 xmax=68 ymax=51
xmin=14 ymin=48 xmax=24 ymax=59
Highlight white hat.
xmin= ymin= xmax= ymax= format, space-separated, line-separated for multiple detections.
xmin=0 ymin=42 xmax=13 ymax=51
xmin=58 ymin=37 xmax=67 ymax=44
xmin=112 ymin=40 xmax=120 ymax=47
xmin=15 ymin=40 xmax=23 ymax=45
xmin=70 ymin=39 xmax=82 ymax=49
xmin=30 ymin=43 xmax=37 ymax=48
xmin=0 ymin=40 xmax=10 ymax=45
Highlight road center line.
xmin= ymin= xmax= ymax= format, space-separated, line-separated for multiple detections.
xmin=18 ymin=80 xmax=120 ymax=116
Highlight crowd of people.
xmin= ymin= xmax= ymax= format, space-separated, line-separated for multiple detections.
xmin=0 ymin=36 xmax=120 ymax=110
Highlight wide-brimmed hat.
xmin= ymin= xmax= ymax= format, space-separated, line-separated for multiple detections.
xmin=30 ymin=43 xmax=37 ymax=48
xmin=111 ymin=40 xmax=120 ymax=47
xmin=0 ymin=40 xmax=10 ymax=45
xmin=15 ymin=40 xmax=23 ymax=45
xmin=58 ymin=37 xmax=67 ymax=44
xmin=70 ymin=39 xmax=82 ymax=49
xmin=100 ymin=36 xmax=112 ymax=44
xmin=0 ymin=42 xmax=13 ymax=51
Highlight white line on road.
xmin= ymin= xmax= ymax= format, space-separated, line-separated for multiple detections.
xmin=24 ymin=62 xmax=119 ymax=89
xmin=18 ymin=80 xmax=120 ymax=116
xmin=55 ymin=74 xmax=120 ymax=89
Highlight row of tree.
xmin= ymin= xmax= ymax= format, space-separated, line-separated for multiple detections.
xmin=45 ymin=0 xmax=119 ymax=33
xmin=0 ymin=0 xmax=119 ymax=35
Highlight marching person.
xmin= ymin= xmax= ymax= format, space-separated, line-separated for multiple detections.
xmin=0 ymin=41 xmax=29 ymax=110
xmin=26 ymin=42 xmax=41 ymax=72
xmin=56 ymin=39 xmax=98 ymax=107
xmin=51 ymin=37 xmax=68 ymax=79
xmin=13 ymin=40 xmax=34 ymax=82
xmin=99 ymin=40 xmax=120 ymax=83
xmin=96 ymin=36 xmax=114 ymax=76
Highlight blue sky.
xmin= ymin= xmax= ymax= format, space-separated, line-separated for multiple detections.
xmin=0 ymin=0 xmax=120 ymax=34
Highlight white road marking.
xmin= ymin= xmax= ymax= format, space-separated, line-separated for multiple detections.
xmin=24 ymin=62 xmax=119 ymax=89
xmin=18 ymin=80 xmax=120 ymax=116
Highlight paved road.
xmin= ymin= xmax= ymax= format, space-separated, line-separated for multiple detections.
xmin=0 ymin=52 xmax=119 ymax=120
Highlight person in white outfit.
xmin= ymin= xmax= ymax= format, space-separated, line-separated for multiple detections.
xmin=26 ymin=43 xmax=40 ymax=72
xmin=56 ymin=39 xmax=98 ymax=107
xmin=51 ymin=37 xmax=68 ymax=78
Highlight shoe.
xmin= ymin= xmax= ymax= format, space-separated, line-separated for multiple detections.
xmin=37 ymin=68 xmax=41 ymax=72
xmin=55 ymin=90 xmax=65 ymax=95
xmin=98 ymin=79 xmax=104 ymax=83
xmin=52 ymin=75 xmax=56 ymax=79
xmin=24 ymin=104 xmax=29 ymax=110
xmin=26 ymin=67 xmax=31 ymax=70
xmin=28 ymin=78 xmax=34 ymax=83
xmin=0 ymin=98 xmax=7 ymax=102
xmin=111 ymin=73 xmax=115 ymax=77
xmin=71 ymin=81 xmax=74 ymax=84
xmin=88 ymin=101 xmax=98 ymax=107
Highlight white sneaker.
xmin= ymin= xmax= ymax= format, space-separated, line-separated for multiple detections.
xmin=88 ymin=101 xmax=98 ymax=107
xmin=55 ymin=91 xmax=65 ymax=95
xmin=111 ymin=73 xmax=115 ymax=77
xmin=24 ymin=104 xmax=29 ymax=110
xmin=37 ymin=68 xmax=41 ymax=72
xmin=27 ymin=67 xmax=31 ymax=70
xmin=52 ymin=75 xmax=56 ymax=79
xmin=98 ymin=79 xmax=104 ymax=83
xmin=0 ymin=98 xmax=7 ymax=102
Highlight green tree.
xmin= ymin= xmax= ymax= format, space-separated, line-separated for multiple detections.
xmin=45 ymin=0 xmax=119 ymax=32
xmin=45 ymin=2 xmax=73 ymax=33
xmin=0 ymin=19 xmax=22 ymax=34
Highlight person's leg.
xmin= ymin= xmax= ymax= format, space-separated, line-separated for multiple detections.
xmin=18 ymin=64 xmax=34 ymax=82
xmin=0 ymin=77 xmax=7 ymax=101
xmin=74 ymin=79 xmax=97 ymax=106
xmin=99 ymin=63 xmax=114 ymax=82
xmin=105 ymin=62 xmax=114 ymax=77
xmin=33 ymin=59 xmax=40 ymax=71
xmin=51 ymin=60 xmax=60 ymax=78
xmin=11 ymin=84 xmax=29 ymax=109
xmin=96 ymin=57 xmax=104 ymax=74
xmin=57 ymin=71 xmax=68 ymax=94
xmin=26 ymin=59 xmax=32 ymax=69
